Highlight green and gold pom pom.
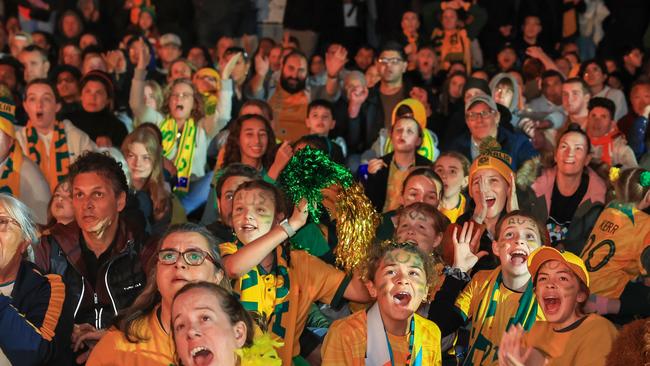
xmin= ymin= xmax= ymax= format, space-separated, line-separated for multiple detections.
xmin=279 ymin=146 xmax=380 ymax=272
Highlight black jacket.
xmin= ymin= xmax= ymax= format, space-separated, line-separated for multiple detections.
xmin=365 ymin=152 xmax=433 ymax=212
xmin=34 ymin=221 xmax=147 ymax=329
xmin=0 ymin=260 xmax=74 ymax=365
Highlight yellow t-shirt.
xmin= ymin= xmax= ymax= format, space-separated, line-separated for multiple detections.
xmin=454 ymin=269 xmax=543 ymax=366
xmin=219 ymin=243 xmax=348 ymax=365
xmin=321 ymin=309 xmax=442 ymax=366
xmin=580 ymin=202 xmax=650 ymax=298
xmin=526 ymin=314 xmax=617 ymax=366
xmin=87 ymin=306 xmax=175 ymax=366
xmin=440 ymin=194 xmax=466 ymax=224
xmin=383 ymin=162 xmax=411 ymax=213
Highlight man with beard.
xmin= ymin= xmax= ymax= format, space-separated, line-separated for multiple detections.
xmin=267 ymin=47 xmax=347 ymax=141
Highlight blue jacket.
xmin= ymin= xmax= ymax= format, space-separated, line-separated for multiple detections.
xmin=444 ymin=125 xmax=539 ymax=170
xmin=0 ymin=260 xmax=74 ymax=365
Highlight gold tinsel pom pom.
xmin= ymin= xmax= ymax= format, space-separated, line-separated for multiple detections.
xmin=334 ymin=182 xmax=381 ymax=272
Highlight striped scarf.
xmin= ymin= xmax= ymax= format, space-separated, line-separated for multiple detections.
xmin=160 ymin=116 xmax=196 ymax=193
xmin=235 ymin=242 xmax=291 ymax=340
xmin=25 ymin=120 xmax=70 ymax=190
xmin=0 ymin=144 xmax=24 ymax=196
xmin=464 ymin=270 xmax=538 ymax=366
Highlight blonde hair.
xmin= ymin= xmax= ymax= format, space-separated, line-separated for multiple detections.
xmin=614 ymin=168 xmax=650 ymax=204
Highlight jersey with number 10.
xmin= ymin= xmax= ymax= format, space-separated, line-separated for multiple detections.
xmin=580 ymin=202 xmax=650 ymax=298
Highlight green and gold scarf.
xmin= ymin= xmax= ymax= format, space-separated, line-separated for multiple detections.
xmin=160 ymin=116 xmax=196 ymax=193
xmin=25 ymin=120 xmax=69 ymax=190
xmin=0 ymin=143 xmax=23 ymax=196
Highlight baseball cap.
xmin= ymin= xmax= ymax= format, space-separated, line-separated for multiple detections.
xmin=160 ymin=33 xmax=182 ymax=48
xmin=392 ymin=98 xmax=426 ymax=131
xmin=465 ymin=94 xmax=498 ymax=113
xmin=527 ymin=246 xmax=590 ymax=287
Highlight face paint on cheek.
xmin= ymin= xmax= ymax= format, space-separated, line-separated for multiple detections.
xmin=88 ymin=216 xmax=112 ymax=239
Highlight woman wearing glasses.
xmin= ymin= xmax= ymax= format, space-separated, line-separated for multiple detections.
xmin=87 ymin=223 xmax=230 ymax=366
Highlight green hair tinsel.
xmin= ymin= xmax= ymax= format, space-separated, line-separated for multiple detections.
xmin=278 ymin=146 xmax=353 ymax=223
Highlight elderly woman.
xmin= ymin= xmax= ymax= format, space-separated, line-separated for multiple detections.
xmin=0 ymin=193 xmax=73 ymax=364
xmin=86 ymin=223 xmax=229 ymax=366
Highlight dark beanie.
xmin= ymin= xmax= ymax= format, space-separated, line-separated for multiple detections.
xmin=462 ymin=77 xmax=491 ymax=97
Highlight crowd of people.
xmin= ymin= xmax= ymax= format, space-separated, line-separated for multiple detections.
xmin=0 ymin=0 xmax=649 ymax=365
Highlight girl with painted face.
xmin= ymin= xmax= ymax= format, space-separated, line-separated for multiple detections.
xmin=171 ymin=282 xmax=280 ymax=366
xmin=220 ymin=180 xmax=371 ymax=365
xmin=322 ymin=242 xmax=442 ymax=365
xmin=498 ymin=247 xmax=617 ymax=366
xmin=428 ymin=211 xmax=547 ymax=365
xmin=87 ymin=224 xmax=229 ymax=366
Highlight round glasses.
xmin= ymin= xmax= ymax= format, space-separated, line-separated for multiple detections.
xmin=157 ymin=248 xmax=217 ymax=266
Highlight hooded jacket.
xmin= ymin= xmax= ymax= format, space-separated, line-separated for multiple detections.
xmin=34 ymin=221 xmax=147 ymax=329
xmin=489 ymin=73 xmax=522 ymax=128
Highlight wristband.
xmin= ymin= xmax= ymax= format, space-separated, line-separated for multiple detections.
xmin=279 ymin=219 xmax=296 ymax=238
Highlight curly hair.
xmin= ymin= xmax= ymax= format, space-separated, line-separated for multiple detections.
xmin=161 ymin=78 xmax=204 ymax=122
xmin=363 ymin=241 xmax=437 ymax=294
xmin=221 ymin=114 xmax=278 ymax=170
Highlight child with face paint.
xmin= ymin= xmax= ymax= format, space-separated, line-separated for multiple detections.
xmin=375 ymin=166 xmax=444 ymax=242
xmin=434 ymin=151 xmax=470 ymax=223
xmin=394 ymin=202 xmax=449 ymax=256
xmin=428 ymin=211 xmax=547 ymax=366
xmin=498 ymin=247 xmax=617 ymax=366
xmin=219 ymin=180 xmax=371 ymax=365
xmin=321 ymin=242 xmax=442 ymax=365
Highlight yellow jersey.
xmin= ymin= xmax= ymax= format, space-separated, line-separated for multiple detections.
xmin=454 ymin=269 xmax=543 ymax=366
xmin=526 ymin=314 xmax=617 ymax=366
xmin=580 ymin=202 xmax=650 ymax=298
xmin=321 ymin=309 xmax=442 ymax=366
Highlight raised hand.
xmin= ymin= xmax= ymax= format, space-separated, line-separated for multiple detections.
xmin=326 ymin=44 xmax=348 ymax=78
xmin=255 ymin=51 xmax=270 ymax=77
xmin=498 ymin=324 xmax=531 ymax=366
xmin=506 ymin=173 xmax=519 ymax=212
xmin=222 ymin=52 xmax=242 ymax=80
xmin=473 ymin=177 xmax=490 ymax=224
xmin=452 ymin=221 xmax=487 ymax=273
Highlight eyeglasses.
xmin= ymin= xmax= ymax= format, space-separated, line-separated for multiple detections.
xmin=170 ymin=92 xmax=194 ymax=100
xmin=157 ymin=248 xmax=217 ymax=266
xmin=0 ymin=216 xmax=19 ymax=232
xmin=466 ymin=110 xmax=496 ymax=121
xmin=378 ymin=57 xmax=404 ymax=65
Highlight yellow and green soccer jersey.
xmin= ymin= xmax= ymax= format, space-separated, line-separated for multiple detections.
xmin=454 ymin=269 xmax=543 ymax=366
xmin=321 ymin=310 xmax=442 ymax=366
xmin=219 ymin=242 xmax=349 ymax=365
xmin=580 ymin=202 xmax=650 ymax=298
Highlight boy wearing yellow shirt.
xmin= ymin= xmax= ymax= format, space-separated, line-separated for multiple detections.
xmin=322 ymin=242 xmax=442 ymax=366
xmin=428 ymin=211 xmax=546 ymax=366
xmin=499 ymin=246 xmax=617 ymax=366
